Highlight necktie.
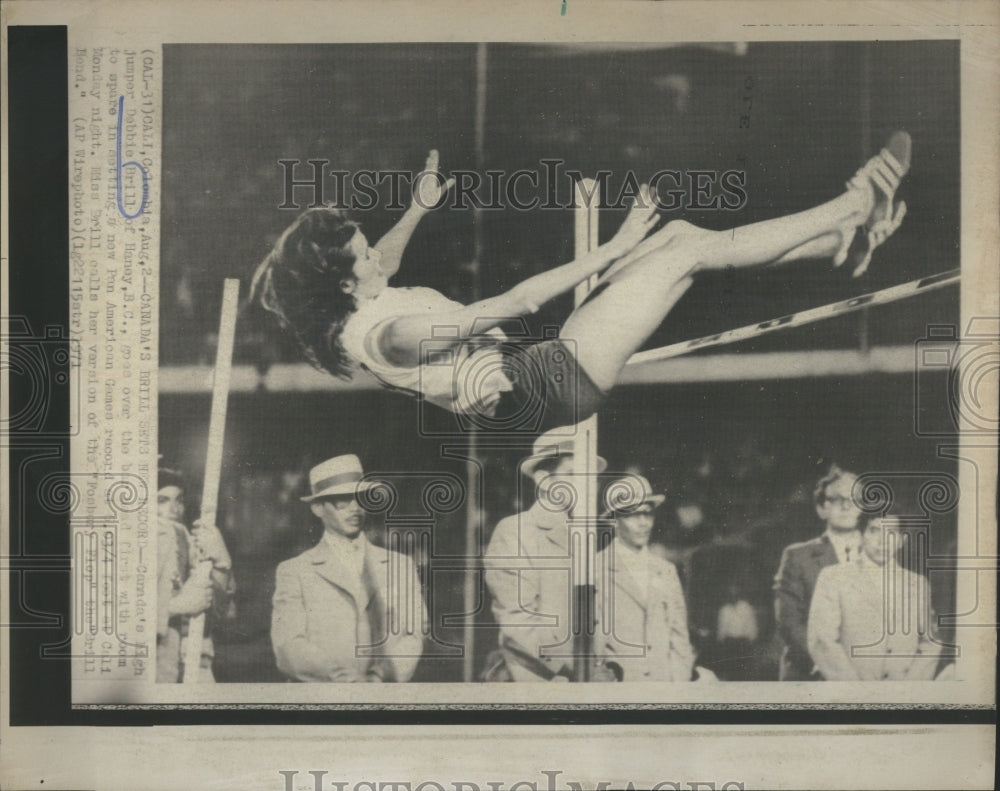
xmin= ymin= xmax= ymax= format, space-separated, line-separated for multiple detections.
xmin=844 ymin=545 xmax=851 ymax=563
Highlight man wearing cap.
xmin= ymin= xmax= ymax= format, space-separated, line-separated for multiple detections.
xmin=157 ymin=467 xmax=235 ymax=683
xmin=595 ymin=474 xmax=695 ymax=682
xmin=270 ymin=455 xmax=425 ymax=682
xmin=774 ymin=465 xmax=864 ymax=681
xmin=807 ymin=516 xmax=941 ymax=681
xmin=483 ymin=427 xmax=608 ymax=682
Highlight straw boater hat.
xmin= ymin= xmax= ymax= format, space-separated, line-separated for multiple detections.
xmin=300 ymin=455 xmax=377 ymax=502
xmin=520 ymin=427 xmax=607 ymax=478
xmin=601 ymin=474 xmax=666 ymax=518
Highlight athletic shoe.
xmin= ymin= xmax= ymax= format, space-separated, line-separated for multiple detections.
xmin=834 ymin=131 xmax=911 ymax=277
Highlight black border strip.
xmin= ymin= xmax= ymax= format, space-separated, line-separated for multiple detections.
xmin=8 ymin=24 xmax=72 ymax=727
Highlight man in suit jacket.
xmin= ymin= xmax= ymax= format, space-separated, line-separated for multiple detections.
xmin=484 ymin=428 xmax=608 ymax=681
xmin=271 ymin=455 xmax=425 ymax=682
xmin=595 ymin=474 xmax=695 ymax=682
xmin=774 ymin=466 xmax=864 ymax=680
xmin=808 ymin=516 xmax=941 ymax=680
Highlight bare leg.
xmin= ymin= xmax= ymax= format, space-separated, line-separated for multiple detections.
xmin=561 ymin=235 xmax=700 ymax=392
xmin=567 ymin=135 xmax=914 ymax=392
xmin=601 ymin=188 xmax=868 ymax=284
xmin=693 ymin=190 xmax=867 ymax=271
xmin=772 ymin=231 xmax=843 ymax=264
xmin=563 ymin=191 xmax=864 ymax=392
xmin=604 ymin=131 xmax=911 ymax=283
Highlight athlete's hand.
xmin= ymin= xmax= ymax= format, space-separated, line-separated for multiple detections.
xmin=607 ymin=184 xmax=659 ymax=256
xmin=168 ymin=575 xmax=213 ymax=616
xmin=411 ymin=149 xmax=456 ymax=213
xmin=191 ymin=520 xmax=232 ymax=571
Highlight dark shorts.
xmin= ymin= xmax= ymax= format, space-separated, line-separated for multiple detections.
xmin=488 ymin=338 xmax=607 ymax=434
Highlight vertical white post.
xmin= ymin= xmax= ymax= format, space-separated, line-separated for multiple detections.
xmin=571 ymin=179 xmax=600 ymax=681
xmin=462 ymin=42 xmax=488 ymax=683
xmin=183 ymin=278 xmax=239 ymax=682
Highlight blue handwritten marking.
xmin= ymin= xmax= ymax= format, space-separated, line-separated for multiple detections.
xmin=116 ymin=95 xmax=149 ymax=219
xmin=560 ymin=0 xmax=567 ymax=15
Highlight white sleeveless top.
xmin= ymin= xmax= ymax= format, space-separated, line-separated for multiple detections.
xmin=341 ymin=286 xmax=510 ymax=414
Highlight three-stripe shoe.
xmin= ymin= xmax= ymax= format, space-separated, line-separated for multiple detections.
xmin=835 ymin=131 xmax=912 ymax=277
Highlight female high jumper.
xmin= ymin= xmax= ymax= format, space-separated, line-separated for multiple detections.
xmin=254 ymin=136 xmax=910 ymax=433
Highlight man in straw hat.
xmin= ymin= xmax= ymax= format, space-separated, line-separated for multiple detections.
xmin=270 ymin=454 xmax=425 ymax=682
xmin=483 ymin=426 xmax=609 ymax=682
xmin=594 ymin=473 xmax=695 ymax=682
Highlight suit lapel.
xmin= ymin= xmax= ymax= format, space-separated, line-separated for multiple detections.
xmin=531 ymin=505 xmax=569 ymax=555
xmin=309 ymin=541 xmax=362 ymax=603
xmin=360 ymin=545 xmax=390 ymax=610
xmin=360 ymin=547 xmax=390 ymax=639
xmin=811 ymin=535 xmax=838 ymax=576
xmin=610 ymin=546 xmax=646 ymax=608
xmin=541 ymin=526 xmax=568 ymax=554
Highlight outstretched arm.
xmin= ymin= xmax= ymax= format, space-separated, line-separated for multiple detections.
xmin=374 ymin=150 xmax=456 ymax=278
xmin=377 ymin=189 xmax=659 ymax=368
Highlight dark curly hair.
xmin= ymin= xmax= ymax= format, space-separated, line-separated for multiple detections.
xmin=813 ymin=464 xmax=855 ymax=507
xmin=253 ymin=208 xmax=362 ymax=379
xmin=158 ymin=466 xmax=186 ymax=492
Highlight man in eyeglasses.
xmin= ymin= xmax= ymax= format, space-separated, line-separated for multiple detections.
xmin=773 ymin=465 xmax=863 ymax=681
xmin=270 ymin=455 xmax=425 ymax=682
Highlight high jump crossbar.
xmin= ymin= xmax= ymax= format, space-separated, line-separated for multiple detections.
xmin=626 ymin=268 xmax=960 ymax=367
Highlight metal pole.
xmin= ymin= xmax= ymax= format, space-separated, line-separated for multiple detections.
xmin=571 ymin=178 xmax=600 ymax=682
xmin=462 ymin=42 xmax=488 ymax=683
xmin=858 ymin=43 xmax=873 ymax=355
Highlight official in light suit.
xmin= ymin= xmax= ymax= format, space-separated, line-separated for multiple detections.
xmin=808 ymin=516 xmax=941 ymax=681
xmin=595 ymin=475 xmax=695 ymax=682
xmin=774 ymin=466 xmax=864 ymax=680
xmin=483 ymin=428 xmax=608 ymax=681
xmin=271 ymin=455 xmax=425 ymax=682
